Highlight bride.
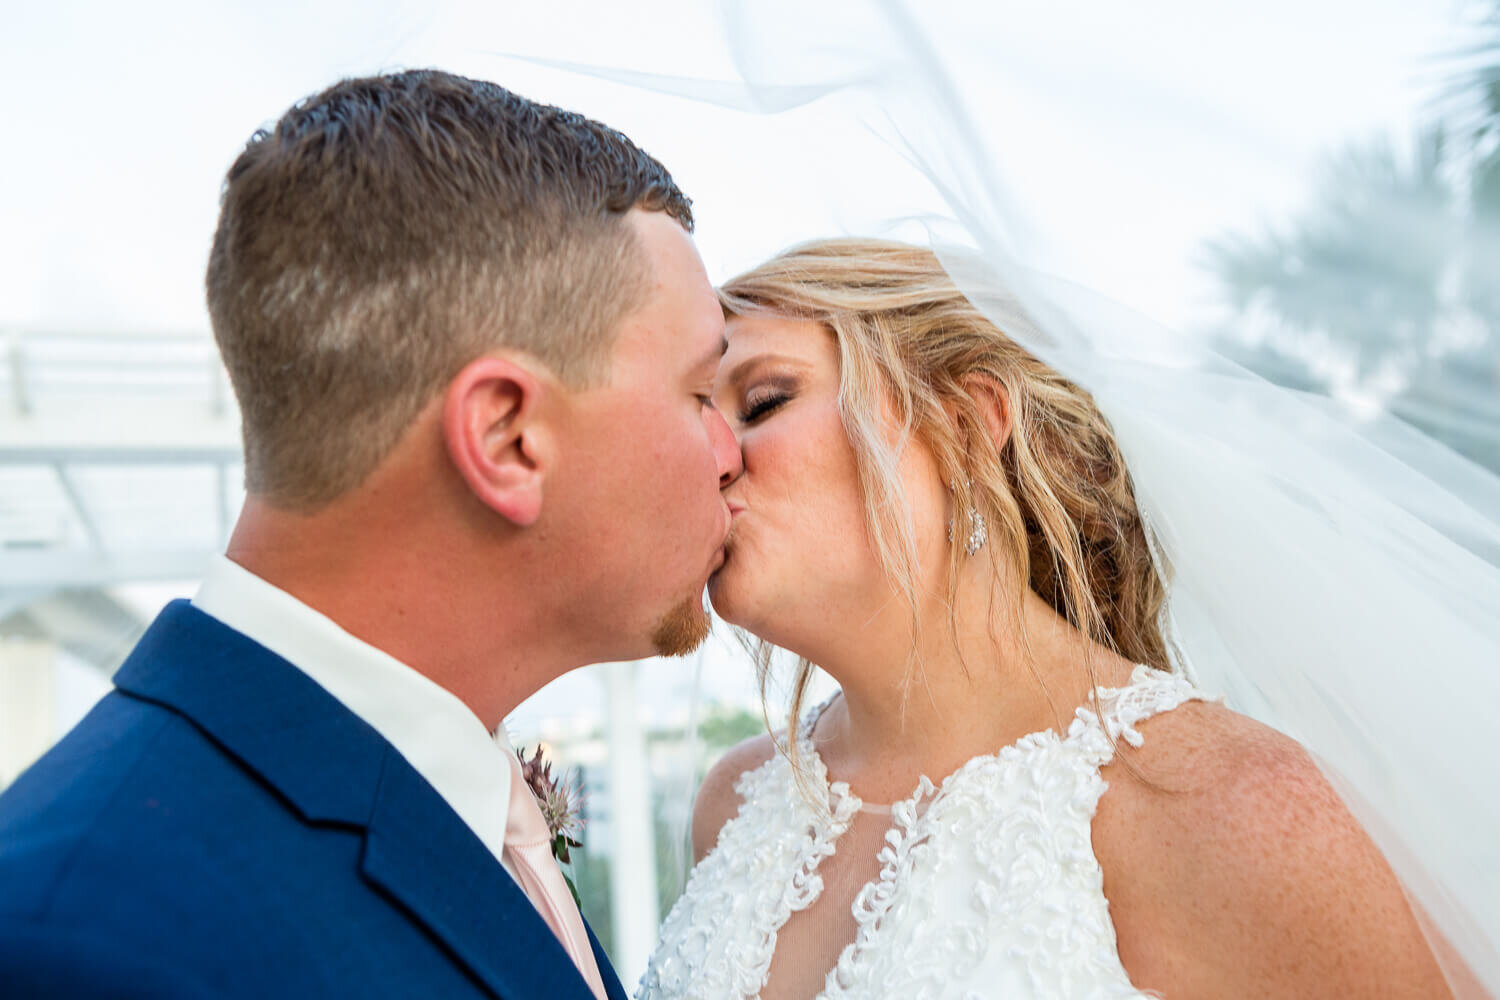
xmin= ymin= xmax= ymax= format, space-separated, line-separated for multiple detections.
xmin=635 ymin=238 xmax=1462 ymax=999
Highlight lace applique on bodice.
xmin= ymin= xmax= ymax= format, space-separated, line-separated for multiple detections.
xmin=636 ymin=665 xmax=1214 ymax=1000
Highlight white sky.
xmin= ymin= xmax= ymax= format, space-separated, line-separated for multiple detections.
xmin=0 ymin=0 xmax=1470 ymax=332
xmin=2 ymin=0 xmax=1480 ymax=726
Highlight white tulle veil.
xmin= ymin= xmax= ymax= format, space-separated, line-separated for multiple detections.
xmin=521 ymin=1 xmax=1500 ymax=993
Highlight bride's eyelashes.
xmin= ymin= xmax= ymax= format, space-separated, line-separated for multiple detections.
xmin=739 ymin=380 xmax=796 ymax=423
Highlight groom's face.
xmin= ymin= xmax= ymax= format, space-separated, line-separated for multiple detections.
xmin=549 ymin=210 xmax=741 ymax=658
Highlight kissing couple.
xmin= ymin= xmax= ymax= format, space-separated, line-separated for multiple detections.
xmin=0 ymin=70 xmax=1476 ymax=999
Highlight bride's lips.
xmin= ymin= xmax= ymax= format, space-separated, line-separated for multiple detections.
xmin=708 ymin=505 xmax=736 ymax=572
xmin=709 ymin=504 xmax=742 ymax=575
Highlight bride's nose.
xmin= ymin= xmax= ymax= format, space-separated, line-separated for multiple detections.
xmin=706 ymin=404 xmax=744 ymax=487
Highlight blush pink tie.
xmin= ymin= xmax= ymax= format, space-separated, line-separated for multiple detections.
xmin=503 ymin=751 xmax=608 ymax=1000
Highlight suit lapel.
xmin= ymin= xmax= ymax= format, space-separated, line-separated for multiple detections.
xmin=114 ymin=601 xmax=605 ymax=1000
xmin=360 ymin=750 xmax=598 ymax=1000
xmin=585 ymin=921 xmax=630 ymax=1000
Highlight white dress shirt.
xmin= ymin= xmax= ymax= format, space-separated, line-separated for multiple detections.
xmin=192 ymin=555 xmax=519 ymax=882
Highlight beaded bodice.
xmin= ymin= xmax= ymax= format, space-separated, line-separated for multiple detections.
xmin=637 ymin=666 xmax=1212 ymax=1000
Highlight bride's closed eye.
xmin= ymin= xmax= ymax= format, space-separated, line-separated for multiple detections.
xmin=739 ymin=380 xmax=796 ymax=423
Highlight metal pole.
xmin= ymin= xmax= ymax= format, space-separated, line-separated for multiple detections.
xmin=604 ymin=659 xmax=660 ymax=988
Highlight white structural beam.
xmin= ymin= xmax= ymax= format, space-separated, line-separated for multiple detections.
xmin=0 ymin=638 xmax=55 ymax=789
xmin=0 ymin=590 xmax=48 ymax=622
xmin=5 ymin=332 xmax=29 ymax=417
xmin=0 ymin=401 xmax=239 ymax=465
xmin=13 ymin=589 xmax=148 ymax=672
xmin=52 ymin=464 xmax=104 ymax=551
xmin=0 ymin=405 xmax=240 ymax=467
xmin=0 ymin=442 xmax=241 ymax=465
xmin=606 ymin=660 xmax=661 ymax=988
xmin=0 ymin=548 xmax=217 ymax=589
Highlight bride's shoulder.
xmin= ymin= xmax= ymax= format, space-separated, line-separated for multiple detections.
xmin=1098 ymin=697 xmax=1357 ymax=876
xmin=690 ymin=732 xmax=780 ymax=863
xmin=1095 ymin=700 xmax=1447 ymax=995
xmin=1108 ymin=692 xmax=1298 ymax=785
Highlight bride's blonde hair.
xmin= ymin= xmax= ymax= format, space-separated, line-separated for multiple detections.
xmin=718 ymin=238 xmax=1169 ymax=774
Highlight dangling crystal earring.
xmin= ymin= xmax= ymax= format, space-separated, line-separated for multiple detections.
xmin=947 ymin=477 xmax=988 ymax=556
xmin=963 ymin=507 xmax=987 ymax=556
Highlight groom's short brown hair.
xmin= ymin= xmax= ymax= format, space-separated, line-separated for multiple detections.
xmin=206 ymin=69 xmax=693 ymax=509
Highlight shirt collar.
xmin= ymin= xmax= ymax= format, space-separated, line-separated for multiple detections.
xmin=192 ymin=554 xmax=515 ymax=868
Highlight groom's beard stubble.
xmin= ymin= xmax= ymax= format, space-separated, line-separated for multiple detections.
xmin=650 ymin=592 xmax=711 ymax=657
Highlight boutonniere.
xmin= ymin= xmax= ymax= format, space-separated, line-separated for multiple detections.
xmin=515 ymin=745 xmax=586 ymax=905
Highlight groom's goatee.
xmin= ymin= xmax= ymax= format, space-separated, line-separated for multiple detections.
xmin=651 ymin=593 xmax=712 ymax=657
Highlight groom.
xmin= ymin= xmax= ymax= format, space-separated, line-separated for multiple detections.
xmin=0 ymin=70 xmax=739 ymax=998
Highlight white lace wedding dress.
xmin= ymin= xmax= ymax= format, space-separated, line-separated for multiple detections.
xmin=637 ymin=665 xmax=1214 ymax=1000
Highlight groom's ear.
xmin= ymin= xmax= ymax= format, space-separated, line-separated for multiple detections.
xmin=441 ymin=356 xmax=551 ymax=527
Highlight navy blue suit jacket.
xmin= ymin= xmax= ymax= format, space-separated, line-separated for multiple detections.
xmin=0 ymin=600 xmax=629 ymax=999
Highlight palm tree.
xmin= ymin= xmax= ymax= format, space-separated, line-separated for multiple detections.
xmin=1203 ymin=129 xmax=1457 ymax=386
xmin=1204 ymin=6 xmax=1500 ymax=474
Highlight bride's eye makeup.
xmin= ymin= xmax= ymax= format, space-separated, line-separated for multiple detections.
xmin=739 ymin=376 xmax=797 ymax=424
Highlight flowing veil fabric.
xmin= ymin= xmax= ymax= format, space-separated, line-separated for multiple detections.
xmin=520 ymin=1 xmax=1500 ymax=993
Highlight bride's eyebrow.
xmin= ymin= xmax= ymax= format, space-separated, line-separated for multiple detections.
xmin=720 ymin=353 xmax=813 ymax=388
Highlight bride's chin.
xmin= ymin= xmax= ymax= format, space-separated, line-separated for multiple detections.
xmin=705 ymin=587 xmax=738 ymax=625
xmin=706 ymin=575 xmax=749 ymax=628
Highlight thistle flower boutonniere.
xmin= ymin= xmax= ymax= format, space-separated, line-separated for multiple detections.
xmin=515 ymin=745 xmax=586 ymax=905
